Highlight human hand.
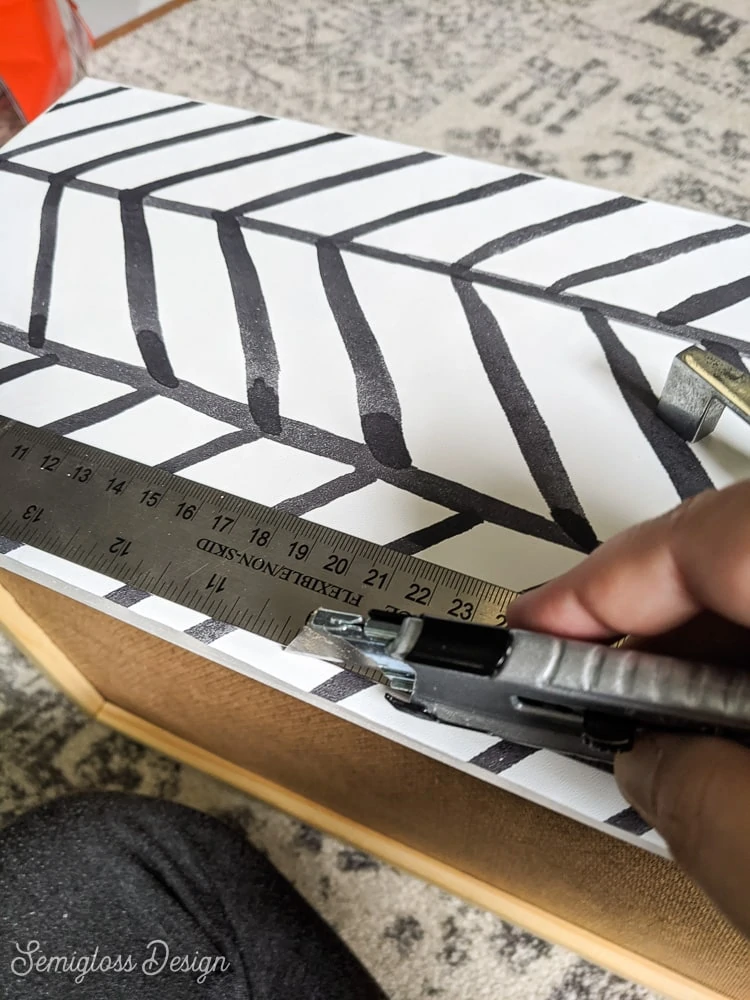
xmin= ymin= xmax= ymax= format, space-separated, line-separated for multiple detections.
xmin=508 ymin=482 xmax=750 ymax=938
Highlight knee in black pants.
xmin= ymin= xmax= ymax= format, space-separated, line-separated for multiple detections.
xmin=0 ymin=791 xmax=384 ymax=999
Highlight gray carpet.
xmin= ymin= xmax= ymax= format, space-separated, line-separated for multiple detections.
xmin=4 ymin=0 xmax=750 ymax=995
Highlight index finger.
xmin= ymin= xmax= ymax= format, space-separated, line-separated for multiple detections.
xmin=507 ymin=481 xmax=750 ymax=640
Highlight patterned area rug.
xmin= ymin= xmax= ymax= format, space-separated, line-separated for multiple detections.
xmin=3 ymin=0 xmax=750 ymax=995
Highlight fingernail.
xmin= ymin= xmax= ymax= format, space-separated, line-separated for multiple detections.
xmin=614 ymin=735 xmax=665 ymax=824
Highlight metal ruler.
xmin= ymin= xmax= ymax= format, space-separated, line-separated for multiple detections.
xmin=0 ymin=419 xmax=514 ymax=645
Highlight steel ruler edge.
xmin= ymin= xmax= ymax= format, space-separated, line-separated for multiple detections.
xmin=0 ymin=418 xmax=516 ymax=643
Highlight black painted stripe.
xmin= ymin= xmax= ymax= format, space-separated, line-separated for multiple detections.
xmin=454 ymin=278 xmax=598 ymax=553
xmin=387 ymin=512 xmax=482 ymax=555
xmin=0 ymin=320 xmax=613 ymax=554
xmin=184 ymin=618 xmax=236 ymax=643
xmin=605 ymin=806 xmax=651 ymax=835
xmin=311 ymin=670 xmax=374 ymax=701
xmin=50 ymin=85 xmax=129 ymax=111
xmin=458 ymin=196 xmax=641 ymax=270
xmin=469 ymin=741 xmax=537 ymax=773
xmin=28 ymin=184 xmax=64 ymax=348
xmin=58 ymin=114 xmax=271 ymax=182
xmin=318 ymin=242 xmax=411 ymax=469
xmin=0 ymin=353 xmax=58 ymax=384
xmin=334 ymin=172 xmax=541 ymax=241
xmin=159 ymin=429 xmax=260 ymax=473
xmin=701 ymin=338 xmax=749 ymax=371
xmin=231 ymin=151 xmax=438 ymax=215
xmin=119 ymin=196 xmax=178 ymax=388
xmin=22 ymin=113 xmax=267 ymax=351
xmin=583 ymin=308 xmax=713 ymax=500
xmin=657 ymin=274 xmax=750 ymax=326
xmin=44 ymin=388 xmax=157 ymax=436
xmin=3 ymin=101 xmax=198 ymax=160
xmin=550 ymin=223 xmax=750 ymax=294
xmin=215 ymin=213 xmax=280 ymax=434
xmin=5 ymin=157 xmax=750 ymax=355
xmin=276 ymin=471 xmax=376 ymax=516
xmin=105 ymin=585 xmax=151 ymax=607
xmin=126 ymin=131 xmax=351 ymax=198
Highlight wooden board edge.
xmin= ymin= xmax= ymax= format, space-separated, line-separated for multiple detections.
xmin=93 ymin=0 xmax=194 ymax=48
xmin=0 ymin=583 xmax=104 ymax=714
xmin=0 ymin=582 xmax=727 ymax=1000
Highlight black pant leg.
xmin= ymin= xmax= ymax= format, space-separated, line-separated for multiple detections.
xmin=0 ymin=791 xmax=385 ymax=999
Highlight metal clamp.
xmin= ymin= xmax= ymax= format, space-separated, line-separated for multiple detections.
xmin=657 ymin=346 xmax=750 ymax=442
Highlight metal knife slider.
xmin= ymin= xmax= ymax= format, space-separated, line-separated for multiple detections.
xmin=289 ymin=609 xmax=750 ymax=764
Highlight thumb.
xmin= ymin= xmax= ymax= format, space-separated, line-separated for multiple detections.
xmin=615 ymin=734 xmax=750 ymax=938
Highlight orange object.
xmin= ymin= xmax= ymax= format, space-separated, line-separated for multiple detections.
xmin=0 ymin=0 xmax=91 ymax=125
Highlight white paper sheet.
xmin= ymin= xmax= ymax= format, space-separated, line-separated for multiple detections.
xmin=2 ymin=78 xmax=750 ymax=855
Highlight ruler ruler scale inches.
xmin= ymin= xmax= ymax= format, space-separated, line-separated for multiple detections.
xmin=0 ymin=419 xmax=515 ymax=647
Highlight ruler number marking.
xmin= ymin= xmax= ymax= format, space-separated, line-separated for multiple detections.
xmin=405 ymin=582 xmax=432 ymax=606
xmin=324 ymin=553 xmax=350 ymax=576
xmin=287 ymin=541 xmax=310 ymax=562
xmin=363 ymin=567 xmax=389 ymax=590
xmin=139 ymin=490 xmax=163 ymax=508
xmin=109 ymin=536 xmax=132 ymax=557
xmin=447 ymin=598 xmax=475 ymax=622
xmin=205 ymin=573 xmax=226 ymax=594
xmin=248 ymin=527 xmax=271 ymax=547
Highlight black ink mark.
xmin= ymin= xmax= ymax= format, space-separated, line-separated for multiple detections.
xmin=276 ymin=471 xmax=375 ymax=515
xmin=469 ymin=741 xmax=536 ymax=773
xmin=640 ymin=0 xmax=743 ymax=55
xmin=126 ymin=132 xmax=351 ymax=198
xmin=105 ymin=585 xmax=151 ymax=607
xmin=50 ymin=85 xmax=129 ymax=112
xmin=657 ymin=275 xmax=750 ymax=326
xmin=231 ymin=151 xmax=438 ymax=215
xmin=318 ymin=242 xmax=411 ymax=468
xmin=3 ymin=101 xmax=198 ymax=160
xmin=119 ymin=195 xmax=178 ymax=387
xmin=5 ymin=157 xmax=749 ymax=355
xmin=387 ymin=512 xmax=482 ymax=555
xmin=583 ymin=309 xmax=713 ymax=499
xmin=551 ymin=224 xmax=750 ymax=294
xmin=0 ymin=321 xmax=576 ymax=551
xmin=0 ymin=353 xmax=58 ymax=384
xmin=184 ymin=618 xmax=236 ymax=643
xmin=457 ymin=196 xmax=640 ymax=270
xmin=334 ymin=172 xmax=541 ymax=241
xmin=44 ymin=388 xmax=157 ymax=436
xmin=311 ymin=671 xmax=373 ymax=701
xmin=605 ymin=806 xmax=651 ymax=835
xmin=159 ymin=429 xmax=260 ymax=473
xmin=215 ymin=212 xmax=281 ymax=434
xmin=454 ymin=279 xmax=598 ymax=552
